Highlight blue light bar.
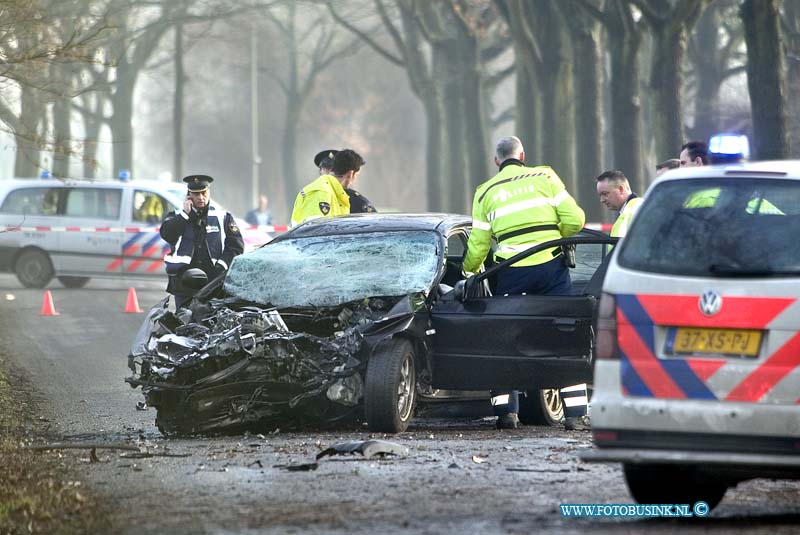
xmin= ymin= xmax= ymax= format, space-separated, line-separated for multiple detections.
xmin=709 ymin=134 xmax=749 ymax=161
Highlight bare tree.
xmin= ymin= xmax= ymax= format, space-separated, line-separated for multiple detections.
xmin=573 ymin=0 xmax=647 ymax=193
xmin=636 ymin=0 xmax=710 ymax=165
xmin=0 ymin=0 xmax=112 ymax=176
xmin=687 ymin=1 xmax=746 ymax=141
xmin=741 ymin=0 xmax=790 ymax=160
xmin=259 ymin=1 xmax=360 ymax=207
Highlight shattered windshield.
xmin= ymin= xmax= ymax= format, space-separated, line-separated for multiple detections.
xmin=224 ymin=230 xmax=441 ymax=307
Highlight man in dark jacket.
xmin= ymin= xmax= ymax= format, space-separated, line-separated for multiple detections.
xmin=160 ymin=174 xmax=243 ymax=308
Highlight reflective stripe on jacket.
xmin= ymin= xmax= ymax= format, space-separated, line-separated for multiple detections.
xmin=290 ymin=175 xmax=350 ymax=227
xmin=463 ymin=163 xmax=585 ymax=273
xmin=161 ymin=205 xmax=234 ymax=275
xmin=611 ymin=196 xmax=643 ymax=237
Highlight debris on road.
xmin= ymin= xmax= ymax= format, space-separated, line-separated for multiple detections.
xmin=315 ymin=440 xmax=408 ymax=460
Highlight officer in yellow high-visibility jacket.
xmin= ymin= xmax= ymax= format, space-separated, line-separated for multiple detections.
xmin=595 ymin=170 xmax=643 ymax=238
xmin=291 ymin=149 xmax=365 ymax=227
xmin=463 ymin=136 xmax=586 ymax=430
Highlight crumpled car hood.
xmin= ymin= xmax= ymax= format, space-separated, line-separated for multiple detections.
xmin=126 ymin=294 xmax=424 ymax=436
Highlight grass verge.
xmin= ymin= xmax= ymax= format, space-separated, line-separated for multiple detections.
xmin=0 ymin=355 xmax=110 ymax=534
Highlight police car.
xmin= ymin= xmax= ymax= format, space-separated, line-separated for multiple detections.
xmin=583 ymin=157 xmax=800 ymax=511
xmin=0 ymin=178 xmax=276 ymax=288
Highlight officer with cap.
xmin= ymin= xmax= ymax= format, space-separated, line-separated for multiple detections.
xmin=291 ymin=149 xmax=366 ymax=226
xmin=314 ymin=149 xmax=377 ymax=214
xmin=160 ymin=174 xmax=244 ymax=308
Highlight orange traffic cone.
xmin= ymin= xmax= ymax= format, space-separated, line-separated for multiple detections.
xmin=124 ymin=287 xmax=143 ymax=313
xmin=40 ymin=290 xmax=59 ymax=316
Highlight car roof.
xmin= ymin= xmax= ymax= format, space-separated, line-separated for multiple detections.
xmin=654 ymin=160 xmax=800 ymax=185
xmin=274 ymin=213 xmax=471 ymax=241
xmin=1 ymin=178 xmax=183 ymax=190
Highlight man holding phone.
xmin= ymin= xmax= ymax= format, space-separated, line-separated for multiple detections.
xmin=160 ymin=174 xmax=243 ymax=308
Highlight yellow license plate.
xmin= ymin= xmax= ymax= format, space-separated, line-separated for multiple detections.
xmin=667 ymin=327 xmax=762 ymax=357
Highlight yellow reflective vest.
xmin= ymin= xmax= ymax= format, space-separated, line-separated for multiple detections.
xmin=291 ymin=175 xmax=351 ymax=227
xmin=610 ymin=196 xmax=643 ymax=237
xmin=684 ymin=188 xmax=783 ymax=214
xmin=463 ymin=162 xmax=585 ymax=273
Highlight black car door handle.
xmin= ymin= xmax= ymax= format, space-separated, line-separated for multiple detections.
xmin=552 ymin=318 xmax=578 ymax=331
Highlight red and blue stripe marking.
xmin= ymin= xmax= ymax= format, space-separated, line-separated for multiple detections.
xmin=616 ymin=293 xmax=796 ymax=402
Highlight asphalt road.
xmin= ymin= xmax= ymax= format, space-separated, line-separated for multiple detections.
xmin=1 ymin=273 xmax=799 ymax=534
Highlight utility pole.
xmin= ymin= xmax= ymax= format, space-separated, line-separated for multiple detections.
xmin=250 ymin=24 xmax=261 ymax=207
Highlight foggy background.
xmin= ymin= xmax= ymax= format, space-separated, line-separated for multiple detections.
xmin=1 ymin=0 xmax=798 ymax=224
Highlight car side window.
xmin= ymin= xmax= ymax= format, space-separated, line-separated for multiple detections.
xmin=64 ymin=188 xmax=121 ymax=220
xmin=571 ymin=242 xmax=611 ymax=295
xmin=0 ymin=187 xmax=61 ymax=216
xmin=133 ymin=190 xmax=169 ymax=223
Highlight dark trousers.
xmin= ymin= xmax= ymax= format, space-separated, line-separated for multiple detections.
xmin=492 ymin=255 xmax=572 ymax=417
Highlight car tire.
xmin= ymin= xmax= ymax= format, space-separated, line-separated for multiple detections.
xmin=57 ymin=276 xmax=90 ymax=288
xmin=364 ymin=337 xmax=417 ymax=433
xmin=15 ymin=249 xmax=54 ymax=288
xmin=518 ymin=388 xmax=564 ymax=426
xmin=623 ymin=463 xmax=727 ymax=511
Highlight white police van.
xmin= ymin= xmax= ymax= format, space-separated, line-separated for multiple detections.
xmin=0 ymin=178 xmax=197 ymax=288
xmin=583 ymin=158 xmax=800 ymax=512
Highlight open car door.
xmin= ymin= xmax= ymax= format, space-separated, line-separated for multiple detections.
xmin=430 ymin=230 xmax=617 ymax=391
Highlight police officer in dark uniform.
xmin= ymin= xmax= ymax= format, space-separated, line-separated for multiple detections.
xmin=314 ymin=149 xmax=377 ymax=214
xmin=160 ymin=174 xmax=244 ymax=308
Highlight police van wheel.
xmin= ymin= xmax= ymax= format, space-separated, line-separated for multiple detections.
xmin=57 ymin=276 xmax=90 ymax=288
xmin=364 ymin=338 xmax=417 ymax=433
xmin=15 ymin=249 xmax=54 ymax=288
xmin=623 ymin=463 xmax=727 ymax=511
xmin=518 ymin=388 xmax=563 ymax=426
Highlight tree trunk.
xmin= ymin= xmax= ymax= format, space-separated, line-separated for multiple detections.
xmin=514 ymin=68 xmax=539 ymax=163
xmin=690 ymin=5 xmax=722 ymax=140
xmin=81 ymin=107 xmax=101 ymax=179
xmin=741 ymin=0 xmax=790 ymax=160
xmin=110 ymin=59 xmax=135 ymax=178
xmin=14 ymin=86 xmax=43 ymax=177
xmin=173 ymin=21 xmax=185 ymax=181
xmin=649 ymin=24 xmax=686 ymax=166
xmin=569 ymin=17 xmax=604 ymax=222
xmin=51 ymin=96 xmax=71 ymax=178
xmin=608 ymin=27 xmax=645 ymax=194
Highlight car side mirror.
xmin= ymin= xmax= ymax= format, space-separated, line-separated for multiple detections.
xmin=453 ymin=280 xmax=466 ymax=302
xmin=181 ymin=268 xmax=208 ymax=290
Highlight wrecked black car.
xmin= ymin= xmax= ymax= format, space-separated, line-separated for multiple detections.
xmin=127 ymin=214 xmax=616 ymax=435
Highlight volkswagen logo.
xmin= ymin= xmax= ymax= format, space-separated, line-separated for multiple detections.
xmin=699 ymin=290 xmax=722 ymax=316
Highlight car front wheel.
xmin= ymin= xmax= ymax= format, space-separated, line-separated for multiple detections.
xmin=624 ymin=463 xmax=728 ymax=512
xmin=364 ymin=338 xmax=417 ymax=433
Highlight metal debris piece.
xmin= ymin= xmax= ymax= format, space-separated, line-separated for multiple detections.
xmin=25 ymin=442 xmax=140 ymax=452
xmin=505 ymin=467 xmax=571 ymax=473
xmin=279 ymin=462 xmax=319 ymax=472
xmin=316 ymin=439 xmax=409 ymax=460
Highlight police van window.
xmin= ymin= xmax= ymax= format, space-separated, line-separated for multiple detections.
xmin=0 ymin=187 xmax=60 ymax=216
xmin=133 ymin=190 xmax=168 ymax=224
xmin=64 ymin=188 xmax=121 ymax=220
xmin=618 ymin=178 xmax=800 ymax=277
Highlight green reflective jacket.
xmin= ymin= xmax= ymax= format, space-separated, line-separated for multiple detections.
xmin=290 ymin=175 xmax=350 ymax=227
xmin=611 ymin=196 xmax=643 ymax=237
xmin=463 ymin=163 xmax=585 ymax=273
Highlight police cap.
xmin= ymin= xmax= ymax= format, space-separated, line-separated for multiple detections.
xmin=313 ymin=149 xmax=338 ymax=169
xmin=183 ymin=174 xmax=214 ymax=192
